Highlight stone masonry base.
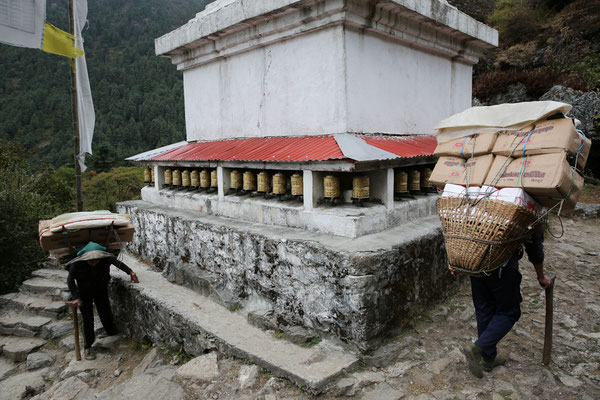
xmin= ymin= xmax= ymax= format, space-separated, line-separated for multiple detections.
xmin=117 ymin=200 xmax=454 ymax=351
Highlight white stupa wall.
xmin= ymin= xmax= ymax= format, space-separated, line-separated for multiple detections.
xmin=183 ymin=27 xmax=347 ymax=141
xmin=345 ymin=28 xmax=473 ymax=134
xmin=157 ymin=0 xmax=497 ymax=141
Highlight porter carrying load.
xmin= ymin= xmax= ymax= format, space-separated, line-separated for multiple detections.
xmin=432 ymin=101 xmax=590 ymax=275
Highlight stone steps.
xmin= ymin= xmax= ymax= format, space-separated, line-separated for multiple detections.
xmin=0 ymin=314 xmax=53 ymax=338
xmin=31 ymin=268 xmax=68 ymax=281
xmin=0 ymin=336 xmax=46 ymax=362
xmin=109 ymin=253 xmax=359 ymax=394
xmin=20 ymin=277 xmax=69 ymax=300
xmin=0 ymin=293 xmax=67 ymax=318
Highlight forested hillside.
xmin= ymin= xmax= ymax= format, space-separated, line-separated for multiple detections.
xmin=0 ymin=0 xmax=211 ymax=170
xmin=1 ymin=0 xmax=598 ymax=172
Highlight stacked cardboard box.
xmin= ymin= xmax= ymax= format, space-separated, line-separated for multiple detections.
xmin=432 ymin=117 xmax=589 ymax=211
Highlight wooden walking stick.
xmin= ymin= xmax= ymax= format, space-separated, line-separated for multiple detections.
xmin=65 ymin=301 xmax=81 ymax=361
xmin=542 ymin=276 xmax=556 ymax=366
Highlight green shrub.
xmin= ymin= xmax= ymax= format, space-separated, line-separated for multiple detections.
xmin=82 ymin=166 xmax=144 ymax=212
xmin=0 ymin=141 xmax=74 ymax=294
xmin=488 ymin=0 xmax=547 ymax=46
xmin=473 ymin=67 xmax=588 ymax=102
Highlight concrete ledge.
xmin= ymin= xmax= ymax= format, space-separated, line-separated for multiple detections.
xmin=109 ymin=254 xmax=358 ymax=394
xmin=117 ymin=200 xmax=453 ymax=350
xmin=140 ymin=186 xmax=439 ymax=238
xmin=155 ymin=0 xmax=497 ymax=58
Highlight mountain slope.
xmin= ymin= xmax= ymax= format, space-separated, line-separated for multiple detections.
xmin=0 ymin=0 xmax=210 ymax=169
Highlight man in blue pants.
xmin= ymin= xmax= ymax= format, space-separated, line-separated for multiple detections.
xmin=464 ymin=225 xmax=553 ymax=378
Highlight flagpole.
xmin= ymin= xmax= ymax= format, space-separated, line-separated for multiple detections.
xmin=69 ymin=0 xmax=83 ymax=211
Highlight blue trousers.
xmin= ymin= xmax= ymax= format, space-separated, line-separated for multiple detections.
xmin=470 ymin=266 xmax=522 ymax=359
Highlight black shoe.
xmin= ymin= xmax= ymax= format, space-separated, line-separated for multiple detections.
xmin=463 ymin=344 xmax=483 ymax=378
xmin=481 ymin=354 xmax=506 ymax=372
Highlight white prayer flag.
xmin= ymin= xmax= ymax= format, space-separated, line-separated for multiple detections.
xmin=73 ymin=0 xmax=94 ymax=172
xmin=0 ymin=0 xmax=46 ymax=49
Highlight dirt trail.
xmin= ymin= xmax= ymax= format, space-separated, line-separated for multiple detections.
xmin=2 ymin=214 xmax=598 ymax=400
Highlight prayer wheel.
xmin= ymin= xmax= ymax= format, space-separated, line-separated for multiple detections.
xmin=210 ymin=170 xmax=218 ymax=188
xmin=421 ymin=167 xmax=433 ymax=189
xmin=394 ymin=171 xmax=408 ymax=193
xmin=200 ymin=169 xmax=210 ymax=188
xmin=324 ymin=175 xmax=341 ymax=199
xmin=272 ymin=173 xmax=287 ymax=195
xmin=243 ymin=171 xmax=256 ymax=191
xmin=291 ymin=173 xmax=303 ymax=196
xmin=151 ymin=168 xmax=155 ymax=184
xmin=190 ymin=170 xmax=199 ymax=188
xmin=352 ymin=176 xmax=370 ymax=199
xmin=181 ymin=169 xmax=191 ymax=188
xmin=172 ymin=169 xmax=181 ymax=187
xmin=164 ymin=169 xmax=172 ymax=186
xmin=408 ymin=170 xmax=420 ymax=192
xmin=144 ymin=167 xmax=151 ymax=183
xmin=230 ymin=170 xmax=242 ymax=190
xmin=257 ymin=172 xmax=271 ymax=193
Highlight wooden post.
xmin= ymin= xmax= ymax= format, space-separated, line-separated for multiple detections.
xmin=69 ymin=0 xmax=83 ymax=211
xmin=542 ymin=276 xmax=556 ymax=365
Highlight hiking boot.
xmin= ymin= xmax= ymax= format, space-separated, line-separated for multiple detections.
xmin=463 ymin=344 xmax=483 ymax=378
xmin=84 ymin=348 xmax=96 ymax=360
xmin=481 ymin=354 xmax=506 ymax=372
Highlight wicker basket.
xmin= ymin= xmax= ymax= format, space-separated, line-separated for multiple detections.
xmin=437 ymin=197 xmax=538 ymax=275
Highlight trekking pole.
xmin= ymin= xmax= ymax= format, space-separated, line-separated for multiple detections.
xmin=65 ymin=301 xmax=81 ymax=361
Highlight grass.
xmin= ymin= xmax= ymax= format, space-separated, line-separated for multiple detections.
xmin=301 ymin=336 xmax=322 ymax=347
xmin=498 ymin=389 xmax=513 ymax=400
xmin=579 ymin=184 xmax=600 ymax=204
xmin=228 ymin=303 xmax=242 ymax=312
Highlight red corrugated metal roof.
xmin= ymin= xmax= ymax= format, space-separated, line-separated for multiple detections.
xmin=363 ymin=135 xmax=437 ymax=158
xmin=149 ymin=134 xmax=436 ymax=163
xmin=152 ymin=136 xmax=345 ymax=162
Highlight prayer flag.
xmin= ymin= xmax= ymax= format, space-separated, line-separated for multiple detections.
xmin=0 ymin=0 xmax=46 ymax=49
xmin=73 ymin=0 xmax=94 ymax=172
xmin=41 ymin=22 xmax=84 ymax=58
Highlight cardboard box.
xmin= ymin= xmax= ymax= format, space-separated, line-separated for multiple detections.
xmin=434 ymin=132 xmax=498 ymax=158
xmin=484 ymin=152 xmax=584 ymax=202
xmin=492 ymin=118 xmax=591 ymax=170
xmin=39 ymin=223 xmax=135 ymax=252
xmin=430 ymin=154 xmax=495 ymax=187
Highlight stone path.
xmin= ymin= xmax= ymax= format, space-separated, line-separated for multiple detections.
xmin=0 ymin=211 xmax=598 ymax=400
xmin=0 ymin=268 xmax=71 ymax=399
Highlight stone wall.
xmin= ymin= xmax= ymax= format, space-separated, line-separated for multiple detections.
xmin=117 ymin=200 xmax=454 ymax=351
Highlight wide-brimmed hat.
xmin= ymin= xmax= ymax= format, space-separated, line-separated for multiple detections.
xmin=66 ymin=242 xmax=112 ymax=265
xmin=66 ymin=250 xmax=113 ymax=265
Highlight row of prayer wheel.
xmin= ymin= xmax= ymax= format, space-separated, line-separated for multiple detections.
xmin=231 ymin=171 xmax=304 ymax=196
xmin=394 ymin=167 xmax=433 ymax=194
xmin=162 ymin=168 xmax=218 ymax=189
xmin=147 ymin=166 xmax=433 ymax=196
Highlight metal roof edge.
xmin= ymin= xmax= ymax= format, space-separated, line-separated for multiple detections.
xmin=334 ymin=133 xmax=399 ymax=162
xmin=125 ymin=141 xmax=188 ymax=162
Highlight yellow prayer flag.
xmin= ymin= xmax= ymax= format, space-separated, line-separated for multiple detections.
xmin=42 ymin=22 xmax=84 ymax=58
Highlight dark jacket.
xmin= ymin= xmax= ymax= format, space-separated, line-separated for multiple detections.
xmin=506 ymin=224 xmax=544 ymax=269
xmin=67 ymin=257 xmax=132 ymax=299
